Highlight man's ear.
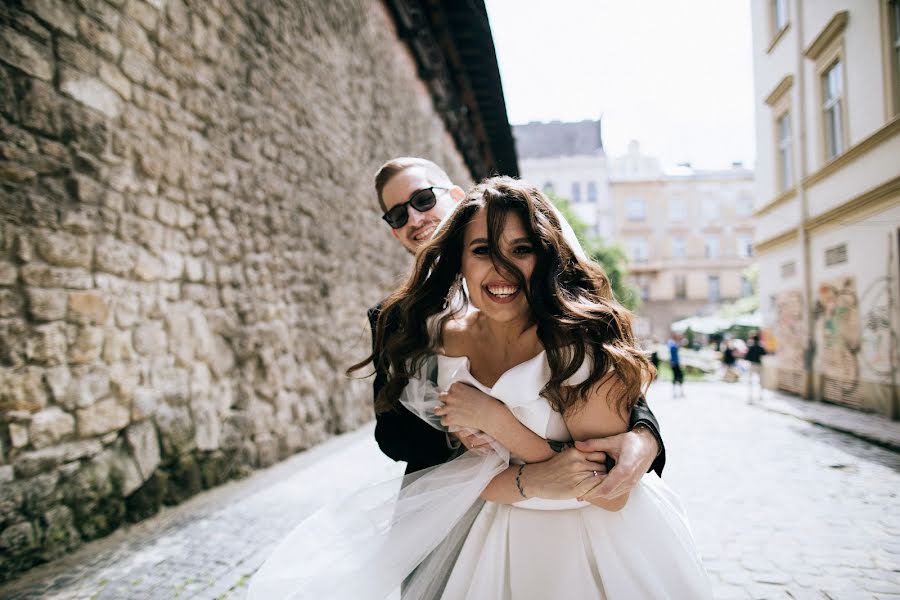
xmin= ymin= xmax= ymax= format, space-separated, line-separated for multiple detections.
xmin=390 ymin=228 xmax=401 ymax=241
xmin=449 ymin=185 xmax=466 ymax=203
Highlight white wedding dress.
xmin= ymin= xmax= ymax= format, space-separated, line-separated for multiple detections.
xmin=432 ymin=351 xmax=712 ymax=600
xmin=247 ymin=350 xmax=711 ymax=600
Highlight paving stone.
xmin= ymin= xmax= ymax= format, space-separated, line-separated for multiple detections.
xmin=788 ymin=589 xmax=829 ymax=600
xmin=865 ymin=580 xmax=900 ymax=594
xmin=1 ymin=383 xmax=898 ymax=598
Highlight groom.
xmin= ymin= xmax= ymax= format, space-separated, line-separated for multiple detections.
xmin=368 ymin=157 xmax=665 ymax=502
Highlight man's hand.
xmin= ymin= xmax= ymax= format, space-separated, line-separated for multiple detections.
xmin=574 ymin=427 xmax=659 ymax=502
xmin=519 ymin=447 xmax=609 ymax=500
xmin=434 ymin=382 xmax=504 ymax=434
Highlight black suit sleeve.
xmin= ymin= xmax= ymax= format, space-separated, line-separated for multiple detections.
xmin=369 ymin=305 xmax=454 ymax=473
xmin=629 ymin=396 xmax=666 ymax=477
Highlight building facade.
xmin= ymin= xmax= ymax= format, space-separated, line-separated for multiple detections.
xmin=513 ymin=120 xmax=614 ymax=239
xmin=610 ymin=161 xmax=757 ymax=341
xmin=751 ymin=0 xmax=900 ymax=417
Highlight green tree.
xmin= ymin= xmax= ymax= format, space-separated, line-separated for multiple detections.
xmin=547 ymin=194 xmax=639 ymax=310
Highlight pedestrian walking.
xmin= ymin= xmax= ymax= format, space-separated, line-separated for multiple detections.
xmin=668 ymin=334 xmax=685 ymax=397
xmin=745 ymin=334 xmax=767 ymax=403
xmin=649 ymin=342 xmax=660 ymax=381
xmin=722 ymin=339 xmax=738 ymax=383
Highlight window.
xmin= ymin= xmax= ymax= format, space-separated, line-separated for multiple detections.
xmin=640 ymin=283 xmax=650 ymax=301
xmin=741 ymin=275 xmax=754 ymax=298
xmin=736 ymin=192 xmax=754 ymax=217
xmin=737 ymin=235 xmax=754 ymax=258
xmin=672 ymin=236 xmax=686 ymax=258
xmin=825 ymin=243 xmax=848 ymax=266
xmin=587 ymin=181 xmax=597 ymax=203
xmin=768 ymin=0 xmax=790 ymax=51
xmin=702 ymin=196 xmax=719 ymax=220
xmin=543 ymin=182 xmax=555 ymax=194
xmin=674 ymin=275 xmax=687 ymax=300
xmin=781 ymin=260 xmax=796 ymax=278
xmin=822 ymin=60 xmax=845 ymax=160
xmin=571 ymin=182 xmax=581 ymax=203
xmin=776 ymin=112 xmax=794 ymax=191
xmin=626 ymin=198 xmax=646 ymax=221
xmin=669 ymin=198 xmax=687 ymax=221
xmin=806 ymin=11 xmax=848 ymax=162
xmin=708 ymin=275 xmax=721 ymax=302
xmin=629 ymin=238 xmax=649 ymax=263
xmin=704 ymin=235 xmax=720 ymax=258
xmin=773 ymin=0 xmax=789 ymax=33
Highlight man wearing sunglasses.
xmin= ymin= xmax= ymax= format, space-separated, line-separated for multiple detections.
xmin=376 ymin=158 xmax=466 ymax=254
xmin=367 ymin=157 xmax=666 ymax=503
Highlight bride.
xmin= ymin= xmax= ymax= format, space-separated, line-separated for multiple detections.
xmin=249 ymin=177 xmax=711 ymax=599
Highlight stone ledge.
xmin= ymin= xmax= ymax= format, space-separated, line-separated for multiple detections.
xmin=757 ymin=393 xmax=900 ymax=453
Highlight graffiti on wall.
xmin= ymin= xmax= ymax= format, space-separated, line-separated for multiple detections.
xmin=774 ymin=289 xmax=805 ymax=372
xmin=813 ymin=277 xmax=861 ymax=396
xmin=859 ymin=276 xmax=896 ymax=379
xmin=812 ymin=275 xmax=897 ymax=391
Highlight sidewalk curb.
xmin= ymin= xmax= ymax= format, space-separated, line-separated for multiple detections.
xmin=755 ymin=400 xmax=900 ymax=454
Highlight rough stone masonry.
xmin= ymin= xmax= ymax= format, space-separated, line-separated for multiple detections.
xmin=0 ymin=0 xmax=469 ymax=581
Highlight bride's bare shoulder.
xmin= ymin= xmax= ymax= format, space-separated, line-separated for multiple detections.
xmin=439 ymin=311 xmax=478 ymax=356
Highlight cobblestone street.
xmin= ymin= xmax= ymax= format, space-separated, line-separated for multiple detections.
xmin=1 ymin=381 xmax=898 ymax=600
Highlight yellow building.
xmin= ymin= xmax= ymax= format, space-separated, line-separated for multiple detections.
xmin=610 ymin=161 xmax=756 ymax=341
xmin=751 ymin=0 xmax=900 ymax=417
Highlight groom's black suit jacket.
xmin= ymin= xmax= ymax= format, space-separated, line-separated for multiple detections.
xmin=368 ymin=304 xmax=667 ymax=476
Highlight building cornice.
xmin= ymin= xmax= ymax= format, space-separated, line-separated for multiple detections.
xmin=384 ymin=0 xmax=518 ymax=179
xmin=754 ymin=186 xmax=797 ymax=217
xmin=766 ymin=23 xmax=791 ymax=55
xmin=764 ymin=75 xmax=794 ymax=106
xmin=802 ymin=115 xmax=900 ymax=188
xmin=804 ymin=11 xmax=849 ymax=60
xmin=755 ymin=228 xmax=799 ymax=254
xmin=806 ymin=175 xmax=900 ymax=233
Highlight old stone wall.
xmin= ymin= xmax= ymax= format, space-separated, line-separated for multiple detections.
xmin=0 ymin=0 xmax=470 ymax=579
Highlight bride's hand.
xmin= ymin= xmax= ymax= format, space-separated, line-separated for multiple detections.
xmin=434 ymin=382 xmax=505 ymax=434
xmin=451 ymin=430 xmax=495 ymax=451
xmin=519 ymin=447 xmax=609 ymax=500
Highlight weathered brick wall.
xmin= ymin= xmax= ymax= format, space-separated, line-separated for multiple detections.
xmin=0 ymin=0 xmax=470 ymax=579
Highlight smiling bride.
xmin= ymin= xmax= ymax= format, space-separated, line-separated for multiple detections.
xmin=249 ymin=176 xmax=711 ymax=599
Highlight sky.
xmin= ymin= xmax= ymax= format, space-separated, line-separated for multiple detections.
xmin=484 ymin=0 xmax=757 ymax=170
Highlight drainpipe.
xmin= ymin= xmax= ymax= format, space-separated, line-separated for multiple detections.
xmin=889 ymin=231 xmax=899 ymax=418
xmin=794 ymin=0 xmax=816 ymax=400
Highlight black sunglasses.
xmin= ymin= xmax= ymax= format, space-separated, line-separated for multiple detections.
xmin=382 ymin=186 xmax=449 ymax=229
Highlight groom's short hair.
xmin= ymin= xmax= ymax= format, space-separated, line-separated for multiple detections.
xmin=374 ymin=157 xmax=453 ymax=211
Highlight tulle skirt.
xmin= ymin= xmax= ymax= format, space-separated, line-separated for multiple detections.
xmin=247 ymin=366 xmax=711 ymax=599
xmin=440 ymin=474 xmax=712 ymax=600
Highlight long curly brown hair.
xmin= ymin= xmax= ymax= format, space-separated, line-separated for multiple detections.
xmin=349 ymin=176 xmax=652 ymax=417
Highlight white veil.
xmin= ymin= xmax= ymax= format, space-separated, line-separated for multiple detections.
xmin=246 ymin=362 xmax=510 ymax=600
xmin=247 ymin=196 xmax=589 ymax=600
